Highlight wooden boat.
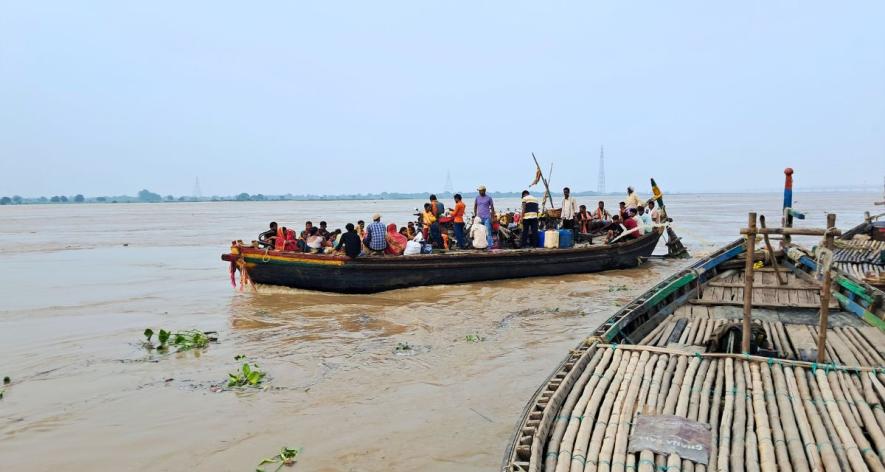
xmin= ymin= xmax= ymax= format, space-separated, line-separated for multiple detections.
xmin=222 ymin=231 xmax=661 ymax=294
xmin=502 ymin=236 xmax=885 ymax=472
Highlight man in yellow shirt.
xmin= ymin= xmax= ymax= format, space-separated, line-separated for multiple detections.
xmin=625 ymin=186 xmax=643 ymax=209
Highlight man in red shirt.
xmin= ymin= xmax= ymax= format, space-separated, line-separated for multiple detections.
xmin=448 ymin=194 xmax=467 ymax=249
xmin=622 ymin=208 xmax=641 ymax=239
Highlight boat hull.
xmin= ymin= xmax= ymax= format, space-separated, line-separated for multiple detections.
xmin=223 ymin=232 xmax=661 ymax=293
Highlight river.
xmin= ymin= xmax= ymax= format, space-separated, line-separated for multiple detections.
xmin=0 ymin=192 xmax=877 ymax=471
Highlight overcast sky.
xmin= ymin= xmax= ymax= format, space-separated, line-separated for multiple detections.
xmin=2 ymin=1 xmax=883 ymax=197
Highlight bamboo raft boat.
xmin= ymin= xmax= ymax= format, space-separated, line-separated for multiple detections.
xmin=503 ymin=229 xmax=885 ymax=472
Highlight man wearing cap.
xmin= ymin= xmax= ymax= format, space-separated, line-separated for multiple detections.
xmin=473 ymin=185 xmax=496 ymax=249
xmin=363 ymin=213 xmax=388 ymax=254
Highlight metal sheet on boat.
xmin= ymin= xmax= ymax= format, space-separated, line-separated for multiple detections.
xmin=627 ymin=415 xmax=711 ymax=464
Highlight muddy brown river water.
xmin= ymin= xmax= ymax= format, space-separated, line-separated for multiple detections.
xmin=0 ymin=192 xmax=877 ymax=471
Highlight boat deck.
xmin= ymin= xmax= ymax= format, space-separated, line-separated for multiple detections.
xmin=835 ymin=238 xmax=884 ymax=286
xmin=505 ymin=250 xmax=885 ymax=472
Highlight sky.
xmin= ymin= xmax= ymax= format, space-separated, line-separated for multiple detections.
xmin=1 ymin=1 xmax=884 ymax=197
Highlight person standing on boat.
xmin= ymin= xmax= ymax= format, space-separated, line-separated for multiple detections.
xmin=335 ymin=223 xmax=363 ymax=258
xmin=474 ymin=185 xmax=495 ymax=249
xmin=560 ymin=187 xmax=578 ymax=235
xmin=449 ymin=194 xmax=467 ymax=249
xmin=421 ymin=203 xmax=439 ymax=246
xmin=258 ymin=222 xmax=279 ymax=249
xmin=429 ymin=195 xmax=444 ymax=248
xmin=626 ymin=186 xmax=643 ymax=210
xmin=363 ymin=214 xmax=388 ymax=254
xmin=520 ymin=190 xmax=540 ymax=248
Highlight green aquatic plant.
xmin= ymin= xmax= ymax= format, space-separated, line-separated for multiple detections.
xmin=465 ymin=334 xmax=484 ymax=343
xmin=395 ymin=342 xmax=413 ymax=353
xmin=143 ymin=328 xmax=216 ymax=352
xmin=608 ymin=284 xmax=629 ymax=292
xmin=3 ymin=376 xmax=9 ymax=384
xmin=257 ymin=446 xmax=300 ymax=471
xmin=228 ymin=358 xmax=266 ymax=388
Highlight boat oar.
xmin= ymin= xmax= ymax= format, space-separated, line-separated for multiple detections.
xmin=759 ymin=215 xmax=785 ymax=285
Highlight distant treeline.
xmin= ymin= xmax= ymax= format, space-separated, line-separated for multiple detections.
xmin=1 ymin=189 xmax=617 ymax=205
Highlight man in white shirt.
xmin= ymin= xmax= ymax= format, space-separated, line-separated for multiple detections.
xmin=469 ymin=216 xmax=489 ymax=249
xmin=560 ymin=187 xmax=579 ymax=236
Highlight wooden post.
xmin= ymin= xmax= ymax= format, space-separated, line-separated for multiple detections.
xmin=742 ymin=212 xmax=757 ymax=354
xmin=759 ymin=215 xmax=785 ymax=285
xmin=816 ymin=213 xmax=836 ymax=363
xmin=782 ymin=168 xmax=794 ymax=247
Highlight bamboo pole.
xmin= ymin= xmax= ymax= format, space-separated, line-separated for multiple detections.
xmin=627 ymin=354 xmax=658 ymax=472
xmin=806 ymin=370 xmax=851 ymax=471
xmin=745 ymin=367 xmax=761 ymax=472
xmin=759 ymin=215 xmax=786 ymax=285
xmin=637 ymin=354 xmax=668 ymax=472
xmin=708 ymin=360 xmax=724 ymax=472
xmin=816 ymin=213 xmax=836 ymax=363
xmin=784 ymin=366 xmax=826 ymax=471
xmin=594 ymin=344 xmax=880 ymax=373
xmin=815 ymin=369 xmax=873 ymax=472
xmin=743 ymin=212 xmax=757 ymax=354
xmin=751 ymin=363 xmax=778 ymax=472
xmin=567 ymin=349 xmax=625 ymax=472
xmin=761 ymin=362 xmax=800 ymax=471
xmin=610 ymin=352 xmax=650 ymax=472
xmin=580 ymin=351 xmax=630 ymax=472
xmin=841 ymin=372 xmax=885 ymax=465
xmin=695 ymin=359 xmax=717 ymax=472
xmin=596 ymin=352 xmax=639 ymax=472
xmin=731 ymin=359 xmax=748 ymax=472
xmin=718 ymin=358 xmax=735 ymax=472
xmin=740 ymin=227 xmax=841 ymax=237
xmin=548 ymin=349 xmax=609 ymax=472
xmin=664 ymin=356 xmax=700 ymax=472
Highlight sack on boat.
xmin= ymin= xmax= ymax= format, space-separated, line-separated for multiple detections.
xmin=404 ymin=240 xmax=422 ymax=256
xmin=420 ymin=242 xmax=433 ymax=254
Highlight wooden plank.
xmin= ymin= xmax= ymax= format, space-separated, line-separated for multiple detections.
xmin=688 ymin=299 xmax=835 ymax=310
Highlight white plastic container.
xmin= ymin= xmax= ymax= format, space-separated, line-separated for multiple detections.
xmin=544 ymin=229 xmax=559 ymax=249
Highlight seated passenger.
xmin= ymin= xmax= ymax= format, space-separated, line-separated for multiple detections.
xmin=399 ymin=227 xmax=409 ymax=238
xmin=606 ymin=215 xmax=624 ymax=243
xmin=385 ymin=223 xmax=407 ymax=255
xmin=306 ymin=227 xmax=325 ymax=253
xmin=363 ymin=214 xmax=388 ymax=254
xmin=335 ymin=223 xmax=362 ymax=258
xmin=275 ymin=226 xmax=288 ymax=251
xmin=317 ymin=221 xmax=330 ymax=239
xmin=637 ymin=206 xmax=653 ymax=234
xmin=258 ymin=222 xmax=279 ymax=248
xmin=284 ymin=227 xmax=298 ymax=251
xmin=622 ymin=208 xmax=641 ymax=239
xmin=469 ymin=216 xmax=489 ymax=249
xmin=577 ymin=205 xmax=592 ymax=233
xmin=406 ymin=222 xmax=418 ymax=239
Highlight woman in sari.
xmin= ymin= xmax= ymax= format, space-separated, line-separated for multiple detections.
xmin=385 ymin=223 xmax=407 ymax=255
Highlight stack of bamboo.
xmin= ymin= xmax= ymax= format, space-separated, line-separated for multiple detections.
xmin=835 ymin=239 xmax=884 ymax=283
xmin=641 ymin=315 xmax=884 ymax=363
xmin=534 ymin=337 xmax=885 ymax=472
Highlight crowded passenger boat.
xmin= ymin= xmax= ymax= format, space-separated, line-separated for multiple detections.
xmin=251 ymin=184 xmax=667 ymax=259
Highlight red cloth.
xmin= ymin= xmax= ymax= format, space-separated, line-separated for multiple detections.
xmin=623 ymin=218 xmax=640 ymax=238
xmin=385 ymin=223 xmax=407 ymax=255
xmin=284 ymin=228 xmax=298 ymax=251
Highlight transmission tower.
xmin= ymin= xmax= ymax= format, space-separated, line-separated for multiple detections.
xmin=192 ymin=177 xmax=202 ymax=199
xmin=597 ymin=146 xmax=606 ymax=194
xmin=444 ymin=170 xmax=454 ymax=194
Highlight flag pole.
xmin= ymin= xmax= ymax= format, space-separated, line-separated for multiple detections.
xmin=531 ymin=153 xmax=554 ymax=211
